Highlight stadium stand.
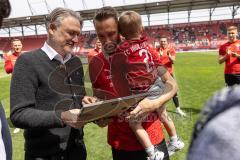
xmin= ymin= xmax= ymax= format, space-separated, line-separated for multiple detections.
xmin=0 ymin=19 xmax=239 ymax=56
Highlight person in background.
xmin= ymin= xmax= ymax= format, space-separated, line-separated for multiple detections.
xmin=4 ymin=38 xmax=23 ymax=134
xmin=4 ymin=39 xmax=23 ymax=74
xmin=88 ymin=38 xmax=102 ymax=63
xmin=0 ymin=0 xmax=13 ymax=160
xmin=157 ymin=37 xmax=186 ymax=117
xmin=218 ymin=26 xmax=240 ymax=86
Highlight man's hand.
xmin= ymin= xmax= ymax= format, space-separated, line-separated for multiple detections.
xmin=128 ymin=98 xmax=159 ymax=120
xmin=218 ymin=54 xmax=230 ymax=64
xmin=61 ymin=109 xmax=87 ymax=129
xmin=128 ymin=69 xmax=178 ymax=120
xmin=226 ymin=48 xmax=231 ymax=55
xmin=82 ymin=96 xmax=98 ymax=104
xmin=167 ymin=50 xmax=170 ymax=55
xmin=231 ymin=52 xmax=240 ymax=58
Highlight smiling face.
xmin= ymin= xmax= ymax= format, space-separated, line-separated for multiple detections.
xmin=47 ymin=16 xmax=81 ymax=56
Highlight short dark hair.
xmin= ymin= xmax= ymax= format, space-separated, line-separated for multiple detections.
xmin=160 ymin=36 xmax=168 ymax=40
xmin=93 ymin=6 xmax=118 ymax=25
xmin=228 ymin=25 xmax=238 ymax=31
xmin=11 ymin=38 xmax=22 ymax=44
xmin=0 ymin=0 xmax=11 ymax=28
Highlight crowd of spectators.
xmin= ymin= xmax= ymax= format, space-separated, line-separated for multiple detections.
xmin=0 ymin=19 xmax=239 ymax=54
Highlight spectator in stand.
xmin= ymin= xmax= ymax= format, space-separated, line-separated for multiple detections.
xmin=219 ymin=23 xmax=227 ymax=35
xmin=157 ymin=36 xmax=186 ymax=117
xmin=0 ymin=0 xmax=13 ymax=160
xmin=219 ymin=26 xmax=240 ymax=86
xmin=87 ymin=38 xmax=101 ymax=63
xmin=4 ymin=39 xmax=23 ymax=74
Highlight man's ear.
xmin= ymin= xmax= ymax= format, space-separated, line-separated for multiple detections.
xmin=48 ymin=23 xmax=57 ymax=35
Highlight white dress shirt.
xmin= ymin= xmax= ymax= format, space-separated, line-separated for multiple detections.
xmin=41 ymin=42 xmax=72 ymax=64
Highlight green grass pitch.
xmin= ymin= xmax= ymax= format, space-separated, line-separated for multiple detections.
xmin=0 ymin=52 xmax=224 ymax=160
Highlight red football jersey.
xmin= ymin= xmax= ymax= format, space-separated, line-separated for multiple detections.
xmin=89 ymin=51 xmax=165 ymax=151
xmin=219 ymin=40 xmax=240 ymax=74
xmin=111 ymin=37 xmax=161 ymax=97
xmin=156 ymin=46 xmax=176 ymax=74
xmin=88 ymin=48 xmax=101 ymax=63
xmin=89 ymin=52 xmax=117 ymax=100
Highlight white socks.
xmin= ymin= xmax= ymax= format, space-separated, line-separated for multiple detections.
xmin=145 ymin=145 xmax=155 ymax=157
xmin=170 ymin=135 xmax=178 ymax=142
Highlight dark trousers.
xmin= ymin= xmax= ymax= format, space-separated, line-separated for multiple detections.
xmin=112 ymin=139 xmax=169 ymax=160
xmin=171 ymin=74 xmax=180 ymax=108
xmin=25 ymin=140 xmax=86 ymax=160
xmin=173 ymin=93 xmax=179 ymax=108
xmin=0 ymin=102 xmax=12 ymax=160
xmin=224 ymin=74 xmax=240 ymax=86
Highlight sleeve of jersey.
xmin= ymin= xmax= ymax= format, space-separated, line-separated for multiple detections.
xmin=219 ymin=45 xmax=226 ymax=56
xmin=4 ymin=58 xmax=13 ymax=74
xmin=111 ymin=53 xmax=129 ymax=97
xmin=170 ymin=47 xmax=176 ymax=56
xmin=88 ymin=55 xmax=104 ymax=88
xmin=149 ymin=47 xmax=162 ymax=67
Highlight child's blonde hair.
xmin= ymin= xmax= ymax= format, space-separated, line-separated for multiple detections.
xmin=118 ymin=11 xmax=143 ymax=39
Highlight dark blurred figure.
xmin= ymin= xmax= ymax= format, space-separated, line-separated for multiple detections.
xmin=0 ymin=1 xmax=13 ymax=160
xmin=188 ymin=86 xmax=240 ymax=160
xmin=0 ymin=0 xmax=11 ymax=28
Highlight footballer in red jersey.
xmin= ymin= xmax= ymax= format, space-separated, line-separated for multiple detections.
xmin=219 ymin=26 xmax=240 ymax=86
xmin=156 ymin=43 xmax=176 ymax=75
xmin=88 ymin=39 xmax=102 ymax=63
xmin=4 ymin=39 xmax=23 ymax=74
xmin=155 ymin=37 xmax=186 ymax=117
xmin=4 ymin=38 xmax=23 ymax=134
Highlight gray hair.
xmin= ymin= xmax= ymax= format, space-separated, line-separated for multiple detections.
xmin=46 ymin=7 xmax=83 ymax=29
